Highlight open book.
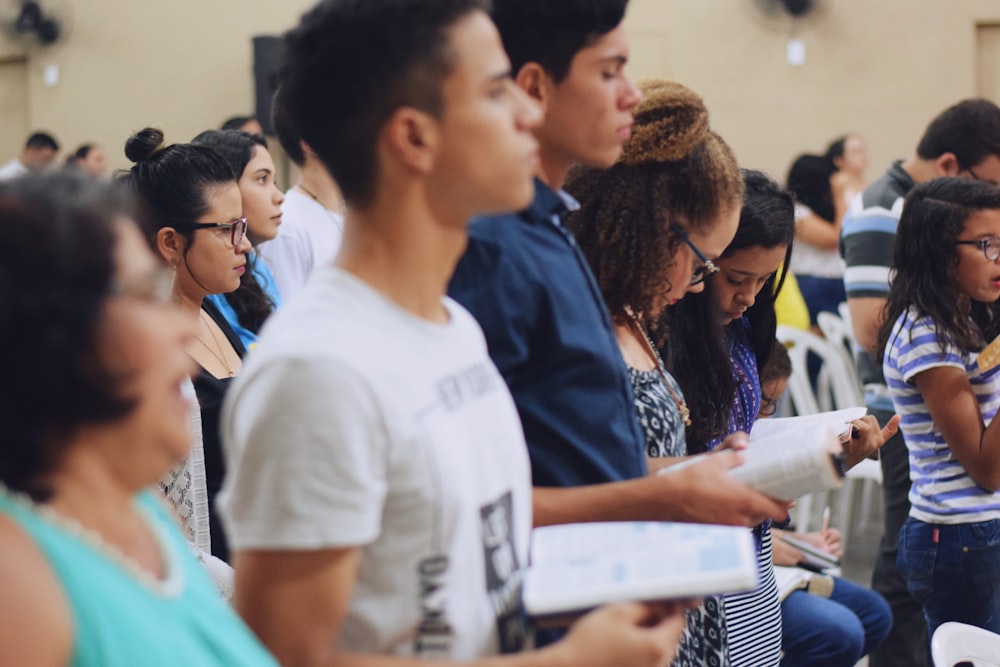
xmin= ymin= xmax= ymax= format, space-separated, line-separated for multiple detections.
xmin=659 ymin=407 xmax=865 ymax=501
xmin=778 ymin=532 xmax=840 ymax=570
xmin=773 ymin=566 xmax=834 ymax=602
xmin=522 ymin=521 xmax=758 ymax=619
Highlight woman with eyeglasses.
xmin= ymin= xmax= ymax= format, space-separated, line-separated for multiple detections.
xmin=564 ymin=79 xmax=745 ymax=667
xmin=192 ymin=130 xmax=285 ymax=349
xmin=0 ymin=172 xmax=278 ymax=666
xmin=669 ymin=170 xmax=895 ymax=666
xmin=124 ymin=128 xmax=252 ymax=564
xmin=878 ymin=177 xmax=1000 ymax=640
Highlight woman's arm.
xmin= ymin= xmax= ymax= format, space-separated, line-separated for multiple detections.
xmin=914 ymin=366 xmax=1000 ymax=491
xmin=0 ymin=516 xmax=72 ymax=666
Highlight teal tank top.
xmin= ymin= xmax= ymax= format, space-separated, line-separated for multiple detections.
xmin=0 ymin=488 xmax=278 ymax=667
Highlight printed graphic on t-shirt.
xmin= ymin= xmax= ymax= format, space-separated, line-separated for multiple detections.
xmin=415 ymin=553 xmax=454 ymax=656
xmin=480 ymin=491 xmax=527 ymax=653
xmin=436 ymin=362 xmax=500 ymax=412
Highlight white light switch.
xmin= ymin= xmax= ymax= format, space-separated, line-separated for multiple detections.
xmin=786 ymin=39 xmax=806 ymax=66
xmin=43 ymin=63 xmax=59 ymax=87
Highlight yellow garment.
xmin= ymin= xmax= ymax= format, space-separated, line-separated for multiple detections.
xmin=775 ymin=270 xmax=810 ymax=331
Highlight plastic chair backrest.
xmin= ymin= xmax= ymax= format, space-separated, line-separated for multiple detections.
xmin=776 ymin=326 xmax=864 ymax=413
xmin=816 ymin=310 xmax=864 ymax=391
xmin=932 ymin=621 xmax=1000 ymax=666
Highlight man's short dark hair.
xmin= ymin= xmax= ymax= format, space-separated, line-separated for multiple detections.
xmin=491 ymin=0 xmax=628 ymax=83
xmin=916 ymin=98 xmax=1000 ymax=169
xmin=220 ymin=116 xmax=257 ymax=131
xmin=25 ymin=131 xmax=59 ymax=152
xmin=278 ymin=0 xmax=489 ymax=205
xmin=271 ymin=86 xmax=306 ymax=167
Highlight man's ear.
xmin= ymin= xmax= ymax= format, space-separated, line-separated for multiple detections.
xmin=514 ymin=62 xmax=551 ymax=114
xmin=382 ymin=107 xmax=439 ymax=176
xmin=156 ymin=228 xmax=185 ymax=267
xmin=934 ymin=152 xmax=962 ymax=177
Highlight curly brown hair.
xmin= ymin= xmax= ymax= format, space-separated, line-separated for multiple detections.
xmin=564 ymin=79 xmax=743 ymax=328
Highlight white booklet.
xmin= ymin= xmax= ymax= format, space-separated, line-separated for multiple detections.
xmin=659 ymin=407 xmax=867 ymax=501
xmin=522 ymin=521 xmax=759 ymax=619
xmin=734 ymin=406 xmax=868 ymax=501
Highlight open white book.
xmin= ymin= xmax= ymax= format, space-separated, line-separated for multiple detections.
xmin=748 ymin=407 xmax=868 ymax=443
xmin=659 ymin=407 xmax=866 ymax=501
xmin=522 ymin=521 xmax=758 ymax=619
xmin=731 ymin=407 xmax=868 ymax=501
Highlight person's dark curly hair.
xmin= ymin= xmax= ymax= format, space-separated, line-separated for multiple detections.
xmin=877 ymin=177 xmax=1000 ymax=363
xmin=0 ymin=173 xmax=138 ymax=501
xmin=668 ymin=170 xmax=795 ymax=451
xmin=564 ymin=79 xmax=743 ymax=340
xmin=191 ymin=129 xmax=276 ymax=334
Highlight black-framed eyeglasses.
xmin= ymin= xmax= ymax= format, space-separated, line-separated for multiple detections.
xmin=177 ymin=216 xmax=247 ymax=247
xmin=964 ymin=164 xmax=1000 ymax=186
xmin=670 ymin=222 xmax=719 ymax=285
xmin=955 ymin=236 xmax=1000 ymax=261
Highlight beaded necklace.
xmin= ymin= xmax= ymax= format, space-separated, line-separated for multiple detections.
xmin=625 ymin=309 xmax=692 ymax=427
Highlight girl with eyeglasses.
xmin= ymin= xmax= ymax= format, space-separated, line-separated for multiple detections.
xmin=0 ymin=172 xmax=277 ymax=666
xmin=564 ymin=79 xmax=745 ymax=667
xmin=670 ymin=170 xmax=895 ymax=666
xmin=192 ymin=130 xmax=285 ymax=349
xmin=878 ymin=176 xmax=1000 ymax=640
xmin=124 ymin=127 xmax=251 ymax=566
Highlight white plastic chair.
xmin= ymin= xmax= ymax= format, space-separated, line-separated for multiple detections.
xmin=932 ymin=621 xmax=1000 ymax=666
xmin=816 ymin=310 xmax=864 ymax=392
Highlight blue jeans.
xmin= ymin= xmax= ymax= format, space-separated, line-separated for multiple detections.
xmin=897 ymin=517 xmax=1000 ymax=639
xmin=780 ymin=577 xmax=892 ymax=666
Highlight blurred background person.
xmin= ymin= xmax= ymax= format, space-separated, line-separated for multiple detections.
xmin=0 ymin=131 xmax=60 ymax=180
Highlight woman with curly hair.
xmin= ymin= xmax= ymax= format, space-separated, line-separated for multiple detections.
xmin=565 ymin=79 xmax=744 ymax=667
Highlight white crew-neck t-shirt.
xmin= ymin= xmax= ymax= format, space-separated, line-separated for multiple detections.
xmin=219 ymin=267 xmax=532 ymax=658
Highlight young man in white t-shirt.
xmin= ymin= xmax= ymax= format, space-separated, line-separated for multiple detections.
xmin=219 ymin=1 xmax=686 ymax=665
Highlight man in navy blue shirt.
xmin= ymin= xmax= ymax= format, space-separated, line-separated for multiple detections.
xmin=449 ymin=0 xmax=787 ymax=528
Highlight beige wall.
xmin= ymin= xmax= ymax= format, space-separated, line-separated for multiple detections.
xmin=624 ymin=0 xmax=1000 ymax=183
xmin=0 ymin=0 xmax=313 ymax=174
xmin=2 ymin=0 xmax=999 ymax=183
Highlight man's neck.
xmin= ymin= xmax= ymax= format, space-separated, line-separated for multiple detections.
xmin=900 ymin=156 xmax=939 ymax=185
xmin=536 ymin=145 xmax=574 ymax=192
xmin=297 ymin=160 xmax=345 ymax=213
xmin=335 ymin=187 xmax=466 ymax=324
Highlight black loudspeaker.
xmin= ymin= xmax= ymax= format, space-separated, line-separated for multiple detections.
xmin=252 ymin=35 xmax=283 ymax=136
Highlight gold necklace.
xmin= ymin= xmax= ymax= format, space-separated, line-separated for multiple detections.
xmin=195 ymin=311 xmax=236 ymax=377
xmin=626 ymin=309 xmax=691 ymax=427
xmin=297 ymin=182 xmax=347 ymax=218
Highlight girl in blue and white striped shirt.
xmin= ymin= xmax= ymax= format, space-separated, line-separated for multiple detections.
xmin=879 ymin=176 xmax=1000 ymax=640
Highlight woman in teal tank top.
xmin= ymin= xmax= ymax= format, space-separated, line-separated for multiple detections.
xmin=0 ymin=173 xmax=277 ymax=666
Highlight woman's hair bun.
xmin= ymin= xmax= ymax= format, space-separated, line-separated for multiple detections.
xmin=124 ymin=127 xmax=167 ymax=164
xmin=621 ymin=79 xmax=709 ymax=166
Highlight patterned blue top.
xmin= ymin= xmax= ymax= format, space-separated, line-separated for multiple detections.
xmin=883 ymin=307 xmax=1000 ymax=523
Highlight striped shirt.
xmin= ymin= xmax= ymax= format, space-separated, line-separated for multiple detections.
xmin=883 ymin=308 xmax=1000 ymax=523
xmin=840 ymin=161 xmax=915 ymax=398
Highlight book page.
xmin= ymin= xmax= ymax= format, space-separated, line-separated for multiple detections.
xmin=729 ymin=423 xmax=845 ymax=501
xmin=523 ymin=522 xmax=758 ymax=618
xmin=749 ymin=407 xmax=868 ymax=444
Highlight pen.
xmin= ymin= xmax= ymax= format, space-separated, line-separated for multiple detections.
xmin=821 ymin=506 xmax=830 ymax=539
